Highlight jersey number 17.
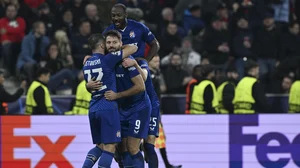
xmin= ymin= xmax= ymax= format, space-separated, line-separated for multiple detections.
xmin=84 ymin=68 xmax=107 ymax=91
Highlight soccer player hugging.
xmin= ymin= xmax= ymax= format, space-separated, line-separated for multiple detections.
xmin=84 ymin=3 xmax=160 ymax=168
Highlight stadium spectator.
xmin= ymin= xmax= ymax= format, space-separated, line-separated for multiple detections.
xmin=85 ymin=3 xmax=104 ymax=34
xmin=253 ymin=8 xmax=282 ymax=90
xmin=159 ymin=22 xmax=182 ymax=57
xmin=68 ymin=0 xmax=88 ymax=22
xmin=71 ymin=19 xmax=91 ymax=70
xmin=157 ymin=7 xmax=174 ymax=36
xmin=10 ymin=0 xmax=33 ymax=33
xmin=58 ymin=8 xmax=75 ymax=39
xmin=149 ymin=55 xmax=167 ymax=96
xmin=185 ymin=65 xmax=202 ymax=114
xmin=0 ymin=70 xmax=26 ymax=115
xmin=232 ymin=14 xmax=254 ymax=78
xmin=203 ymin=16 xmax=230 ymax=68
xmin=183 ymin=4 xmax=205 ymax=36
xmin=217 ymin=67 xmax=239 ymax=114
xmin=25 ymin=67 xmax=53 ymax=115
xmin=179 ymin=37 xmax=201 ymax=75
xmin=17 ymin=21 xmax=49 ymax=83
xmin=216 ymin=3 xmax=230 ymax=25
xmin=281 ymin=76 xmax=294 ymax=94
xmin=162 ymin=52 xmax=191 ymax=94
xmin=54 ymin=30 xmax=74 ymax=68
xmin=282 ymin=21 xmax=300 ymax=59
xmin=190 ymin=64 xmax=218 ymax=114
xmin=0 ymin=3 xmax=26 ymax=76
xmin=233 ymin=60 xmax=269 ymax=113
xmin=44 ymin=43 xmax=76 ymax=94
xmin=35 ymin=3 xmax=56 ymax=37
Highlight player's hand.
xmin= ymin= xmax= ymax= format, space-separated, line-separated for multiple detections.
xmin=104 ymin=90 xmax=118 ymax=100
xmin=86 ymin=78 xmax=103 ymax=91
xmin=83 ymin=55 xmax=92 ymax=65
xmin=122 ymin=58 xmax=137 ymax=68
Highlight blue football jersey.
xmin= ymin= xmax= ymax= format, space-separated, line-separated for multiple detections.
xmin=83 ymin=51 xmax=123 ymax=111
xmin=103 ymin=19 xmax=155 ymax=58
xmin=115 ymin=58 xmax=151 ymax=112
xmin=138 ymin=59 xmax=160 ymax=109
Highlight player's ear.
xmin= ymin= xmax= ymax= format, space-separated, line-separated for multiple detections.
xmin=120 ymin=41 xmax=123 ymax=46
xmin=100 ymin=43 xmax=105 ymax=49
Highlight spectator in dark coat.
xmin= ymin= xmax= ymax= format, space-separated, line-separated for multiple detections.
xmin=0 ymin=70 xmax=26 ymax=115
xmin=282 ymin=21 xmax=300 ymax=59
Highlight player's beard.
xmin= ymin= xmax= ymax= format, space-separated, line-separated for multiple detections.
xmin=107 ymin=47 xmax=121 ymax=52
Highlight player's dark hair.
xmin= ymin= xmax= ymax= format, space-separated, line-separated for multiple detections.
xmin=104 ymin=30 xmax=122 ymax=41
xmin=88 ymin=33 xmax=104 ymax=50
xmin=36 ymin=67 xmax=51 ymax=78
xmin=113 ymin=3 xmax=127 ymax=13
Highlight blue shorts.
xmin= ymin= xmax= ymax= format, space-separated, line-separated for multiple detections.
xmin=120 ymin=106 xmax=151 ymax=139
xmin=89 ymin=109 xmax=121 ymax=144
xmin=148 ymin=107 xmax=160 ymax=137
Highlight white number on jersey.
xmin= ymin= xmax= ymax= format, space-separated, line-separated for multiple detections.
xmin=84 ymin=68 xmax=107 ymax=91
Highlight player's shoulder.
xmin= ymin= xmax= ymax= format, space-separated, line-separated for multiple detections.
xmin=128 ymin=19 xmax=146 ymax=28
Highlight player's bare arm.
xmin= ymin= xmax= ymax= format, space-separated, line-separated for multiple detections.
xmin=83 ymin=55 xmax=92 ymax=65
xmin=122 ymin=58 xmax=148 ymax=81
xmin=145 ymin=38 xmax=160 ymax=62
xmin=122 ymin=44 xmax=138 ymax=58
xmin=104 ymin=74 xmax=145 ymax=100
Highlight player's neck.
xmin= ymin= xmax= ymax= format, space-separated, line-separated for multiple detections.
xmin=93 ymin=49 xmax=104 ymax=55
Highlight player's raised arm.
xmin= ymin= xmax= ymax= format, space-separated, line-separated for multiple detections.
xmin=122 ymin=58 xmax=148 ymax=81
xmin=145 ymin=38 xmax=160 ymax=62
xmin=121 ymin=44 xmax=138 ymax=59
xmin=140 ymin=23 xmax=160 ymax=61
xmin=104 ymin=66 xmax=145 ymax=100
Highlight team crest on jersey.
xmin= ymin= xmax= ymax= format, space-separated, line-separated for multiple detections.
xmin=129 ymin=31 xmax=135 ymax=38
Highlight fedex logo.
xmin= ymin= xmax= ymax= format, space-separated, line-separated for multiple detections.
xmin=1 ymin=116 xmax=75 ymax=168
xmin=229 ymin=115 xmax=300 ymax=168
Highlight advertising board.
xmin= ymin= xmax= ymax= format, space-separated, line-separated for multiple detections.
xmin=1 ymin=115 xmax=299 ymax=168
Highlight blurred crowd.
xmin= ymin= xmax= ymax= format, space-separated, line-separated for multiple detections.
xmin=0 ymin=0 xmax=300 ymax=95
